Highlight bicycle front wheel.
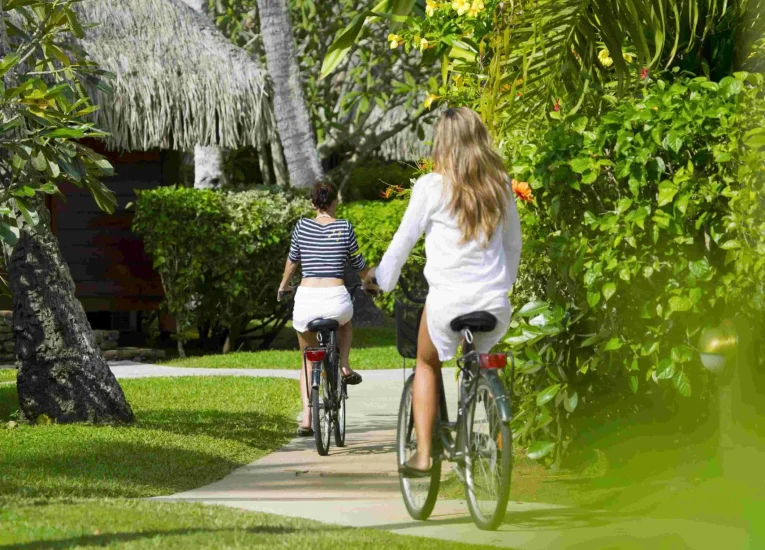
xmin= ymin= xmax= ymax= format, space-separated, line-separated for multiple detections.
xmin=464 ymin=374 xmax=512 ymax=530
xmin=312 ymin=363 xmax=331 ymax=456
xmin=397 ymin=373 xmax=441 ymax=521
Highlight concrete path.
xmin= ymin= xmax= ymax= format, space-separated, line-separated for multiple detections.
xmin=143 ymin=363 xmax=748 ymax=550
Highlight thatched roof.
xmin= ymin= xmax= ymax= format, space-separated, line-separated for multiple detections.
xmin=73 ymin=0 xmax=275 ymax=151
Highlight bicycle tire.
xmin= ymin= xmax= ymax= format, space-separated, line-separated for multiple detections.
xmin=397 ymin=373 xmax=441 ymax=520
xmin=312 ymin=362 xmax=331 ymax=456
xmin=463 ymin=374 xmax=512 ymax=530
xmin=334 ymin=382 xmax=346 ymax=447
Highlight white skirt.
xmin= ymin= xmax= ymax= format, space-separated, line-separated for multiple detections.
xmin=292 ymin=286 xmax=353 ymax=333
xmin=426 ymin=287 xmax=511 ymax=362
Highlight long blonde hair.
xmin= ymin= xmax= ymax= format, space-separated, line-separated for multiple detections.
xmin=432 ymin=107 xmax=509 ymax=245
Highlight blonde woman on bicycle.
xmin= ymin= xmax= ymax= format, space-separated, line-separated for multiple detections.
xmin=365 ymin=107 xmax=522 ymax=475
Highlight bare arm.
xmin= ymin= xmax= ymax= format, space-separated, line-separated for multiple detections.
xmin=279 ymin=258 xmax=299 ymax=291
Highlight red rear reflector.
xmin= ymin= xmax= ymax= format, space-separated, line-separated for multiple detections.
xmin=306 ymin=350 xmax=326 ymax=362
xmin=480 ymin=353 xmax=506 ymax=369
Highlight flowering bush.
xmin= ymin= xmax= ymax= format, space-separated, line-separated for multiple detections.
xmin=497 ymin=72 xmax=765 ymax=464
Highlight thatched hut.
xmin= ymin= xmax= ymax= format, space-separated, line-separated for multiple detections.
xmin=44 ymin=0 xmax=278 ymax=333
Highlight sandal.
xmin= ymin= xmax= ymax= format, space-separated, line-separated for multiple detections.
xmin=297 ymin=426 xmax=314 ymax=437
xmin=398 ymin=460 xmax=434 ymax=478
xmin=342 ymin=371 xmax=363 ymax=385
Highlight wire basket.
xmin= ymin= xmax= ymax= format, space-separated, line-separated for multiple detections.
xmin=395 ymin=294 xmax=423 ymax=359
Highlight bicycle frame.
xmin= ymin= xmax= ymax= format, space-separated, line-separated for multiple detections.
xmin=304 ymin=328 xmax=339 ymax=406
xmin=427 ymin=329 xmax=514 ymax=465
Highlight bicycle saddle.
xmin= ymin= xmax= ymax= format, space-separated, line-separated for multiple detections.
xmin=307 ymin=318 xmax=339 ymax=332
xmin=450 ymin=311 xmax=497 ymax=333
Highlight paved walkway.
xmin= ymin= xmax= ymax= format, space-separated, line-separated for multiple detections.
xmin=131 ymin=363 xmax=748 ymax=549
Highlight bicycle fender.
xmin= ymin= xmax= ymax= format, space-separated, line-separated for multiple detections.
xmin=311 ymin=362 xmax=322 ymax=388
xmin=483 ymin=371 xmax=513 ymax=424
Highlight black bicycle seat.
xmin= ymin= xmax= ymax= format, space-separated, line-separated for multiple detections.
xmin=450 ymin=311 xmax=497 ymax=333
xmin=307 ymin=318 xmax=339 ymax=332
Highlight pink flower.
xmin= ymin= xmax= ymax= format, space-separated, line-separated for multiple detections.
xmin=553 ymin=99 xmax=560 ymax=112
xmin=641 ymin=68 xmax=648 ymax=79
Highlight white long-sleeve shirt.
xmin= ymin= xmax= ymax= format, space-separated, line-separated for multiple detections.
xmin=376 ymin=172 xmax=522 ymax=295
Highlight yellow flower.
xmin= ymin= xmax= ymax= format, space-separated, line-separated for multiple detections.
xmin=623 ymin=52 xmax=634 ymax=63
xmin=418 ymin=37 xmax=429 ymax=52
xmin=388 ymin=33 xmax=403 ymax=49
xmin=452 ymin=73 xmax=464 ymax=87
xmin=424 ymin=93 xmax=440 ymax=108
xmin=426 ymin=0 xmax=439 ymax=16
xmin=468 ymin=0 xmax=484 ymax=17
xmin=598 ymin=48 xmax=613 ymax=67
xmin=452 ymin=0 xmax=470 ymax=16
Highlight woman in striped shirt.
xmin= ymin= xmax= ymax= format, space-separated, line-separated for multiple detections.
xmin=278 ymin=181 xmax=371 ymax=436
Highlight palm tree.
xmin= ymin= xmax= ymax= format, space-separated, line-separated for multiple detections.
xmin=256 ymin=0 xmax=324 ymax=188
xmin=180 ymin=0 xmax=228 ymax=189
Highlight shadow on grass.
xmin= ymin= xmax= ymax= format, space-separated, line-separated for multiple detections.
xmin=3 ymin=526 xmax=300 ymax=550
xmin=0 ymin=383 xmax=19 ymax=421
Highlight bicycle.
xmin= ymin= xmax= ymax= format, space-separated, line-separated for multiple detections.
xmin=392 ymin=278 xmax=515 ymax=531
xmin=279 ymin=283 xmax=376 ymax=456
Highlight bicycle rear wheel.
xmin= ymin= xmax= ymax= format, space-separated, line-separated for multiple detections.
xmin=334 ymin=382 xmax=346 ymax=447
xmin=312 ymin=362 xmax=331 ymax=456
xmin=464 ymin=374 xmax=512 ymax=530
xmin=397 ymin=373 xmax=441 ymax=520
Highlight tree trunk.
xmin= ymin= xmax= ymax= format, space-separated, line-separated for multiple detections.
xmin=179 ymin=0 xmax=227 ymax=190
xmin=193 ymin=145 xmax=226 ymax=190
xmin=6 ymin=201 xmax=134 ymax=424
xmin=256 ymin=0 xmax=324 ymax=188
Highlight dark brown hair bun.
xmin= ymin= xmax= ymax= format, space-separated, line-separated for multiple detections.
xmin=311 ymin=180 xmax=338 ymax=210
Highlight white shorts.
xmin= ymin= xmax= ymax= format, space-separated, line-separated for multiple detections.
xmin=292 ymin=286 xmax=353 ymax=333
xmin=425 ymin=287 xmax=511 ymax=362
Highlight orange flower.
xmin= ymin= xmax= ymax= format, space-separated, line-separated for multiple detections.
xmin=512 ymin=179 xmax=533 ymax=202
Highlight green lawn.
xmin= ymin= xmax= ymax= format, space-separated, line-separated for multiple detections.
xmin=0 ymin=368 xmax=14 ymax=384
xmin=0 ymin=376 xmax=493 ymax=549
xmin=168 ymin=324 xmax=406 ymax=370
xmin=0 ymin=500 xmax=493 ymax=549
xmin=0 ymin=376 xmax=300 ymax=501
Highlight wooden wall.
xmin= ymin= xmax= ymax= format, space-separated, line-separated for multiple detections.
xmin=51 ymin=147 xmax=175 ymax=312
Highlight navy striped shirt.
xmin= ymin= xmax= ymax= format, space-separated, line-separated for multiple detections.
xmin=288 ymin=218 xmax=366 ymax=278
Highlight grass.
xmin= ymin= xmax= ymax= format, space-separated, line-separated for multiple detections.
xmin=168 ymin=323 xmax=406 ymax=370
xmin=0 ymin=376 xmax=495 ymax=549
xmin=0 ymin=376 xmax=300 ymax=501
xmin=0 ymin=500 xmax=495 ymax=549
xmin=0 ymin=368 xmax=15 ymax=384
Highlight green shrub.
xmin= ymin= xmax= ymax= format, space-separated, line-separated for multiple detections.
xmin=339 ymin=198 xmax=424 ymax=313
xmin=133 ymin=187 xmax=311 ymax=353
xmin=343 ymin=161 xmax=417 ymax=202
xmin=498 ymin=72 xmax=765 ymax=465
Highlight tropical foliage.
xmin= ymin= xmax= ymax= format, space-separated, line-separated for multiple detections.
xmin=499 ymin=72 xmax=765 ymax=464
xmin=0 ymin=0 xmax=115 ymax=255
xmin=133 ymin=187 xmax=311 ymax=356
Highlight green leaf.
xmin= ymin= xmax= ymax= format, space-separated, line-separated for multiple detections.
xmin=320 ymin=12 xmax=367 ymax=79
xmin=657 ymin=181 xmax=678 ymax=207
xmin=517 ymin=301 xmax=549 ymax=317
xmin=536 ymin=384 xmax=562 ymax=406
xmin=604 ymin=337 xmax=623 ymax=351
xmin=656 ymin=358 xmax=675 ymax=380
xmin=688 ymin=258 xmax=711 ymax=279
xmin=668 ymin=296 xmax=692 ymax=312
xmin=673 ymin=371 xmax=692 ymax=397
xmin=569 ymin=157 xmax=591 ymax=174
xmin=587 ymin=291 xmax=600 ymax=308
xmin=31 ymin=150 xmax=47 ymax=172
xmin=719 ymin=240 xmax=741 ymax=250
xmin=0 ymin=53 xmax=20 ymax=78
xmin=665 ymin=130 xmax=683 ymax=153
xmin=15 ymin=198 xmax=39 ymax=228
xmin=527 ymin=441 xmax=555 ymax=460
xmin=563 ymin=390 xmax=578 ymax=413
xmin=0 ymin=222 xmax=19 ymax=245
xmin=570 ymin=116 xmax=588 ymax=134
xmin=671 ymin=345 xmax=694 ymax=364
xmin=603 ymin=282 xmax=616 ymax=302
xmin=43 ymin=127 xmax=86 ymax=139
xmin=629 ymin=375 xmax=639 ymax=394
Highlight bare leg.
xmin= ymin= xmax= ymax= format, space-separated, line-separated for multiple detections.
xmin=410 ymin=307 xmax=442 ymax=470
xmin=338 ymin=321 xmax=355 ymax=376
xmin=297 ymin=330 xmax=318 ymax=429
